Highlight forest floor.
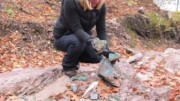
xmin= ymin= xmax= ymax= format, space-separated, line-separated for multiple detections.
xmin=0 ymin=0 xmax=161 ymax=72
xmin=0 ymin=0 xmax=180 ymax=101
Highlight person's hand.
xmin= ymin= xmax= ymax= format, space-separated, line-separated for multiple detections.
xmin=101 ymin=45 xmax=115 ymax=57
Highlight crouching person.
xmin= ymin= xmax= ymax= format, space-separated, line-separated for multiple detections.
xmin=53 ymin=0 xmax=109 ymax=77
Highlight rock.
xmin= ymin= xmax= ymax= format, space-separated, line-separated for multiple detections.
xmin=90 ymin=92 xmax=99 ymax=100
xmin=127 ymin=95 xmax=145 ymax=101
xmin=79 ymin=65 xmax=98 ymax=72
xmin=107 ymin=94 xmax=121 ymax=101
xmin=79 ymin=84 xmax=88 ymax=92
xmin=114 ymin=59 xmax=135 ymax=79
xmin=59 ymin=99 xmax=71 ymax=101
xmin=123 ymin=13 xmax=157 ymax=38
xmin=98 ymin=58 xmax=118 ymax=87
xmin=153 ymin=86 xmax=171 ymax=97
xmin=108 ymin=52 xmax=120 ymax=62
xmin=80 ymin=99 xmax=92 ymax=101
xmin=164 ymin=48 xmax=177 ymax=55
xmin=71 ymin=74 xmax=88 ymax=81
xmin=0 ymin=67 xmax=62 ymax=95
xmin=119 ymin=93 xmax=129 ymax=101
xmin=148 ymin=54 xmax=164 ymax=70
xmin=125 ymin=47 xmax=139 ymax=55
xmin=92 ymin=37 xmax=107 ymax=53
xmin=164 ymin=48 xmax=180 ymax=73
xmin=28 ymin=76 xmax=70 ymax=101
xmin=127 ymin=53 xmax=143 ymax=63
xmin=11 ymin=76 xmax=70 ymax=101
xmin=136 ymin=72 xmax=153 ymax=81
xmin=107 ymin=18 xmax=119 ymax=26
xmin=6 ymin=95 xmax=24 ymax=101
xmin=123 ymin=13 xmax=180 ymax=43
xmin=90 ymin=73 xmax=96 ymax=77
xmin=138 ymin=6 xmax=145 ymax=14
xmin=71 ymin=83 xmax=78 ymax=92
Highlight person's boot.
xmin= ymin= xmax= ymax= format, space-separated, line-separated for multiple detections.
xmin=64 ymin=70 xmax=77 ymax=77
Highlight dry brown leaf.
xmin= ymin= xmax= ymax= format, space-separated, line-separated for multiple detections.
xmin=97 ymin=80 xmax=120 ymax=99
xmin=65 ymin=91 xmax=80 ymax=101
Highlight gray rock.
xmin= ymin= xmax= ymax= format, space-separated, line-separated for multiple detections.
xmin=136 ymin=72 xmax=153 ymax=81
xmin=59 ymin=98 xmax=71 ymax=101
xmin=0 ymin=67 xmax=62 ymax=95
xmin=107 ymin=94 xmax=120 ymax=101
xmin=127 ymin=53 xmax=143 ymax=63
xmin=71 ymin=74 xmax=88 ymax=81
xmin=125 ymin=47 xmax=139 ymax=55
xmin=153 ymin=86 xmax=171 ymax=99
xmin=28 ymin=76 xmax=70 ymax=101
xmin=164 ymin=48 xmax=180 ymax=73
xmin=97 ymin=58 xmax=118 ymax=87
xmin=90 ymin=92 xmax=99 ymax=100
xmin=127 ymin=95 xmax=145 ymax=101
xmin=114 ymin=59 xmax=135 ymax=79
xmin=71 ymin=83 xmax=78 ymax=92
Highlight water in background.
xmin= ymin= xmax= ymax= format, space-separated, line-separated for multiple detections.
xmin=154 ymin=0 xmax=180 ymax=12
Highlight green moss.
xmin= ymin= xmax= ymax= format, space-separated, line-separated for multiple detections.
xmin=5 ymin=6 xmax=14 ymax=17
xmin=148 ymin=12 xmax=173 ymax=40
xmin=164 ymin=26 xmax=175 ymax=32
xmin=148 ymin=12 xmax=171 ymax=30
xmin=124 ymin=12 xmax=177 ymax=49
xmin=126 ymin=0 xmax=137 ymax=6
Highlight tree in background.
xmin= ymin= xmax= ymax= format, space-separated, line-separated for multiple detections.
xmin=177 ymin=0 xmax=179 ymax=11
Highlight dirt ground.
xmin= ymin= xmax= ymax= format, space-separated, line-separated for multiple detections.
xmin=0 ymin=0 xmax=178 ymax=72
xmin=0 ymin=0 xmax=180 ymax=100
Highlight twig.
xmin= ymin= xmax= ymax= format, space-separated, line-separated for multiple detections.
xmin=30 ymin=35 xmax=34 ymax=44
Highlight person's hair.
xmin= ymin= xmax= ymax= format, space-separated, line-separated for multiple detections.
xmin=79 ymin=0 xmax=105 ymax=11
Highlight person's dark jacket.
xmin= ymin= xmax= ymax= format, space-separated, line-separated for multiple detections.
xmin=53 ymin=0 xmax=107 ymax=42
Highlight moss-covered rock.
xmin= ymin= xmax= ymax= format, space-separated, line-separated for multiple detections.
xmin=148 ymin=12 xmax=172 ymax=33
xmin=123 ymin=14 xmax=159 ymax=39
xmin=123 ymin=12 xmax=180 ymax=45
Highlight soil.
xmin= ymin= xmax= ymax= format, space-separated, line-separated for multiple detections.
xmin=0 ymin=0 xmax=179 ymax=72
xmin=0 ymin=0 xmax=180 ymax=100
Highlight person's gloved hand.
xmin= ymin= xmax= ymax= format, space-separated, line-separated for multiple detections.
xmin=87 ymin=37 xmax=107 ymax=53
xmin=102 ymin=47 xmax=113 ymax=58
xmin=102 ymin=46 xmax=120 ymax=62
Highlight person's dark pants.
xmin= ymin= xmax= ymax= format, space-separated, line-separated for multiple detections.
xmin=54 ymin=34 xmax=102 ymax=71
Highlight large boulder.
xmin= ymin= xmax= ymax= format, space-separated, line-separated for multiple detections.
xmin=0 ymin=67 xmax=62 ymax=95
xmin=123 ymin=12 xmax=180 ymax=43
